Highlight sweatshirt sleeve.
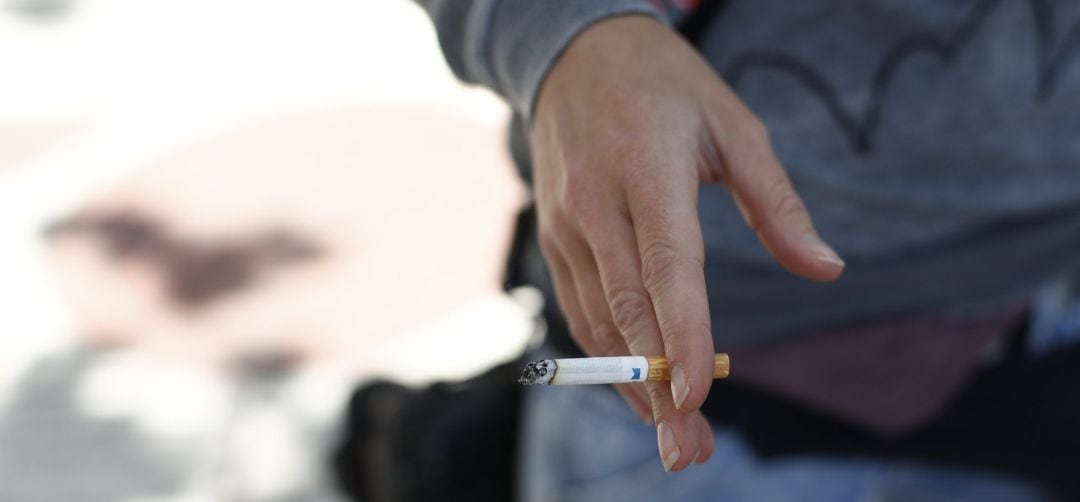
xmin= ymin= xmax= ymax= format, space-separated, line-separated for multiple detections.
xmin=415 ymin=0 xmax=666 ymax=121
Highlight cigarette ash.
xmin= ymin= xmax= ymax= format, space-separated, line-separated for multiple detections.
xmin=518 ymin=359 xmax=556 ymax=385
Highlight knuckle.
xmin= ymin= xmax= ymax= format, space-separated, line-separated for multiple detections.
xmin=739 ymin=116 xmax=772 ymax=147
xmin=538 ymin=213 xmax=579 ymax=250
xmin=764 ymin=176 xmax=808 ymax=230
xmin=772 ymin=189 xmax=807 ymax=220
xmin=608 ymin=145 xmax=651 ymax=183
xmin=561 ymin=177 xmax=606 ymax=231
xmin=608 ymin=287 xmax=652 ymax=334
xmin=561 ymin=175 xmax=592 ymax=213
xmin=640 ymin=241 xmax=681 ymax=293
xmin=537 ymin=227 xmax=560 ymax=257
xmin=658 ymin=318 xmax=713 ymax=347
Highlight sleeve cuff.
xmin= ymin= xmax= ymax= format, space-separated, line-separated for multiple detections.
xmin=485 ymin=0 xmax=669 ymax=123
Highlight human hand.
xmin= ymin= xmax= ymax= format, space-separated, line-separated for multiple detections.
xmin=530 ymin=15 xmax=845 ymax=472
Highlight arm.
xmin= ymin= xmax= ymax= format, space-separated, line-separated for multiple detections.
xmin=531 ymin=15 xmax=844 ymax=471
xmin=417 ymin=5 xmax=845 ymax=473
xmin=414 ymin=0 xmax=663 ymax=119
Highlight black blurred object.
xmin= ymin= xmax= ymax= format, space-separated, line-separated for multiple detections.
xmin=333 ymin=360 xmax=523 ymax=502
xmin=713 ymin=339 xmax=1080 ymax=500
xmin=678 ymin=0 xmax=730 ymax=45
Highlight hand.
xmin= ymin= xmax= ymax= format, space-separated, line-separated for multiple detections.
xmin=530 ymin=15 xmax=845 ymax=472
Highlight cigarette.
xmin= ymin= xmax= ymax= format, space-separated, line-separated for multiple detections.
xmin=518 ymin=354 xmax=730 ymax=385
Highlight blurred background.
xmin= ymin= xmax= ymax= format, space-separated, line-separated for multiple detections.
xmin=0 ymin=1 xmax=535 ymax=500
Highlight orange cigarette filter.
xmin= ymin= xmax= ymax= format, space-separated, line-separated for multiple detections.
xmin=646 ymin=354 xmax=730 ymax=381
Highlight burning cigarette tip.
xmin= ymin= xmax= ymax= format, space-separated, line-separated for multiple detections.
xmin=518 ymin=359 xmax=556 ymax=385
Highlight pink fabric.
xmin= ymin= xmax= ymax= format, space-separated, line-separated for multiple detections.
xmin=727 ymin=305 xmax=1026 ymax=435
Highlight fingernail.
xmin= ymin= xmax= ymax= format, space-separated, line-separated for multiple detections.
xmin=657 ymin=422 xmax=680 ymax=472
xmin=804 ymin=233 xmax=845 ymax=268
xmin=671 ymin=364 xmax=690 ymax=411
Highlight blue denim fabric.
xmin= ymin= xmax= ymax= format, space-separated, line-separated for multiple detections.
xmin=1028 ymin=272 xmax=1080 ymax=357
xmin=518 ymin=276 xmax=1080 ymax=502
xmin=518 ymin=379 xmax=1057 ymax=502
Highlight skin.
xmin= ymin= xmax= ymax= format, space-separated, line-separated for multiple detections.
xmin=530 ymin=15 xmax=846 ymax=472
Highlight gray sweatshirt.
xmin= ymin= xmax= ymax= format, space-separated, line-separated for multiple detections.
xmin=417 ymin=0 xmax=1080 ymax=348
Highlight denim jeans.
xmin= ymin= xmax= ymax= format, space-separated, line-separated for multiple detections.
xmin=518 ymin=273 xmax=1080 ymax=501
xmin=518 ymin=379 xmax=1057 ymax=502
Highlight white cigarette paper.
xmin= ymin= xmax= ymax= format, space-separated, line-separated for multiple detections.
xmin=520 ymin=354 xmax=730 ymax=386
xmin=520 ymin=356 xmax=649 ymax=385
xmin=552 ymin=356 xmax=649 ymax=384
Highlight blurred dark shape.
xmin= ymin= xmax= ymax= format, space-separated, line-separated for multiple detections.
xmin=4 ymin=0 xmax=73 ymax=22
xmin=46 ymin=211 xmax=323 ymax=309
xmin=46 ymin=211 xmax=166 ymax=259
xmin=230 ymin=349 xmax=302 ymax=391
xmin=333 ymin=360 xmax=523 ymax=502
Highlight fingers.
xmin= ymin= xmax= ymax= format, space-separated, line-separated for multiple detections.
xmin=541 ymin=230 xmax=653 ymax=422
xmin=619 ymin=168 xmax=716 ymax=416
xmin=538 ymin=240 xmax=591 ymax=356
xmin=575 ymin=197 xmax=710 ymax=472
xmin=646 ymin=383 xmax=712 ymax=472
xmin=691 ymin=410 xmax=715 ymax=464
xmin=546 ymin=199 xmax=712 ymax=472
xmin=717 ymin=117 xmax=845 ymax=282
xmin=562 ymin=233 xmax=656 ymax=421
